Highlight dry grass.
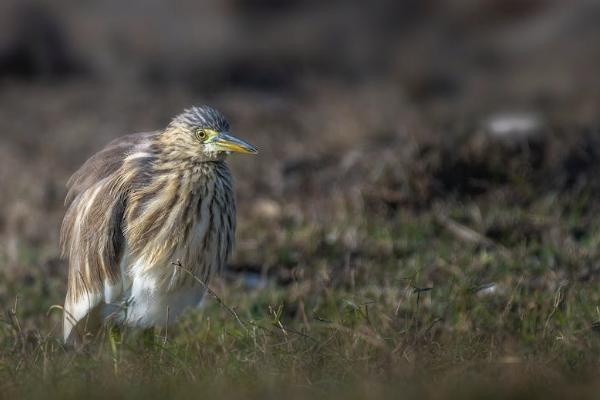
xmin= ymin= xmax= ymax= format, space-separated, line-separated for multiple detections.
xmin=1 ymin=194 xmax=600 ymax=399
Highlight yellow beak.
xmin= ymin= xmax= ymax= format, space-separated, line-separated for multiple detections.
xmin=213 ymin=132 xmax=258 ymax=154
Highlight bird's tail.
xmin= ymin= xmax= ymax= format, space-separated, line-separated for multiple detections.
xmin=63 ymin=291 xmax=102 ymax=346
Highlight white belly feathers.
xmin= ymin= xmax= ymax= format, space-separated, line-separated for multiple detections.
xmin=99 ymin=221 xmax=219 ymax=328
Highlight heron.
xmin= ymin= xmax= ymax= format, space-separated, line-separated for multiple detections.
xmin=60 ymin=105 xmax=257 ymax=344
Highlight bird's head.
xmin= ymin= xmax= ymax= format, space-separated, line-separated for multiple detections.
xmin=162 ymin=106 xmax=257 ymax=161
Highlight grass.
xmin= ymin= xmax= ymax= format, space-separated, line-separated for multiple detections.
xmin=0 ymin=192 xmax=599 ymax=399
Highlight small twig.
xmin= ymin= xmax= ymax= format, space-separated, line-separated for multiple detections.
xmin=421 ymin=316 xmax=443 ymax=338
xmin=172 ymin=260 xmax=247 ymax=332
xmin=544 ymin=282 xmax=567 ymax=336
xmin=9 ymin=296 xmax=23 ymax=335
xmin=269 ymin=305 xmax=288 ymax=337
xmin=172 ymin=260 xmax=318 ymax=343
xmin=435 ymin=212 xmax=512 ymax=258
xmin=501 ymin=275 xmax=524 ymax=324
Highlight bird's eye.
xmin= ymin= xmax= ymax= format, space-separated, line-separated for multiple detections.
xmin=195 ymin=129 xmax=207 ymax=141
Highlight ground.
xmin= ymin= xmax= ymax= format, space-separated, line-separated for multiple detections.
xmin=0 ymin=1 xmax=600 ymax=399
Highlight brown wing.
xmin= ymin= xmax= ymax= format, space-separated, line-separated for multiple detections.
xmin=65 ymin=132 xmax=155 ymax=206
xmin=60 ymin=132 xmax=156 ymax=343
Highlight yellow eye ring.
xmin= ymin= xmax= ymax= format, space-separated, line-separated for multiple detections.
xmin=195 ymin=129 xmax=207 ymax=141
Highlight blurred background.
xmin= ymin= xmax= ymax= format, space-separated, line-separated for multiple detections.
xmin=1 ymin=0 xmax=600 ymax=335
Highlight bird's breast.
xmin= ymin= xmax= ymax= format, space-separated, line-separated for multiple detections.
xmin=124 ymin=161 xmax=235 ymax=290
xmin=104 ymin=162 xmax=235 ymax=328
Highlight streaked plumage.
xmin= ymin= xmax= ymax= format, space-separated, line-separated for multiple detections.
xmin=61 ymin=106 xmax=257 ymax=343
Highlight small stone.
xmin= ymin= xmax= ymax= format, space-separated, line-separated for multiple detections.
xmin=483 ymin=112 xmax=544 ymax=142
xmin=253 ymin=198 xmax=281 ymax=219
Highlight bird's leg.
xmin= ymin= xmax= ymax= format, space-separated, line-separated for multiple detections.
xmin=107 ymin=325 xmax=121 ymax=374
